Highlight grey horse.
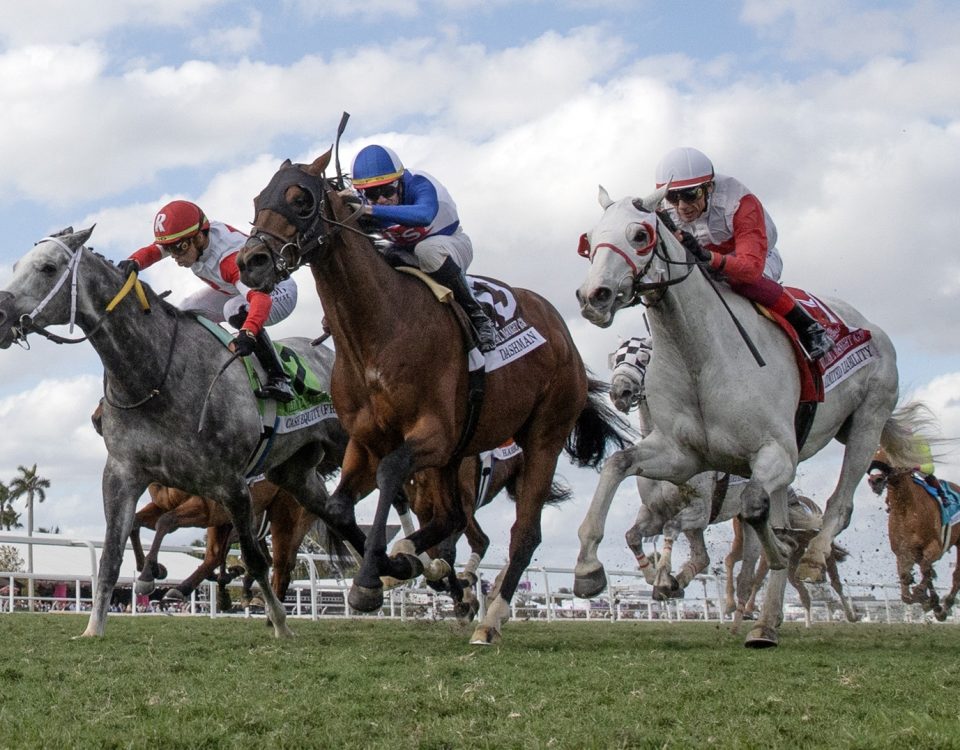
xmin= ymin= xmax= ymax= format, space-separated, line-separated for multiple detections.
xmin=0 ymin=226 xmax=358 ymax=638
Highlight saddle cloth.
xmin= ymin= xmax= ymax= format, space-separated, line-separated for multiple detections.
xmin=760 ymin=288 xmax=874 ymax=404
xmin=911 ymin=473 xmax=960 ymax=554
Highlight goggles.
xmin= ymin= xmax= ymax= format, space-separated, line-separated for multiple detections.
xmin=665 ymin=185 xmax=706 ymax=205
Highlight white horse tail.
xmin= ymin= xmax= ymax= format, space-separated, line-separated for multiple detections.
xmin=878 ymin=400 xmax=941 ymax=467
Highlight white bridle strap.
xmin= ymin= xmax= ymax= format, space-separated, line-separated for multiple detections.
xmin=27 ymin=235 xmax=83 ymax=333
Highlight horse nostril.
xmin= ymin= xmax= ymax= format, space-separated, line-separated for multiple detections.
xmin=591 ymin=288 xmax=612 ymax=306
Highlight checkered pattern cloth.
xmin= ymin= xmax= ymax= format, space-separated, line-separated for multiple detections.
xmin=610 ymin=337 xmax=653 ymax=383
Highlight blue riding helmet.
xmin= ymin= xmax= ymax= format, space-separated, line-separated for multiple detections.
xmin=352 ymin=145 xmax=405 ymax=189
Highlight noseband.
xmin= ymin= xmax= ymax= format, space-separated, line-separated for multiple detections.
xmin=249 ymin=164 xmax=367 ymax=274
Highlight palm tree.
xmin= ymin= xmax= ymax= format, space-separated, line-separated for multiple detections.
xmin=9 ymin=464 xmax=50 ymax=610
xmin=0 ymin=481 xmax=18 ymax=531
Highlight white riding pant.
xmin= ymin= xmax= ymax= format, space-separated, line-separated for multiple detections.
xmin=412 ymin=227 xmax=474 ymax=273
xmin=763 ymin=247 xmax=783 ymax=282
xmin=180 ymin=276 xmax=298 ymax=327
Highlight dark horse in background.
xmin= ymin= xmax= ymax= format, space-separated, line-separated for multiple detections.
xmin=237 ymin=148 xmax=630 ymax=644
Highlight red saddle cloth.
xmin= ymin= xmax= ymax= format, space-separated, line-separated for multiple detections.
xmin=762 ymin=287 xmax=874 ymax=404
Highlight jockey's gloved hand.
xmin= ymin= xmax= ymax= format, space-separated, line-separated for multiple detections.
xmin=678 ymin=231 xmax=711 ymax=263
xmin=231 ymin=329 xmax=257 ymax=357
xmin=117 ymin=259 xmax=140 ymax=278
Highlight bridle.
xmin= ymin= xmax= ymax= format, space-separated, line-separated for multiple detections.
xmin=867 ymin=457 xmax=914 ymax=496
xmin=579 ymin=204 xmax=699 ymax=311
xmin=9 ymin=235 xmax=177 ymax=410
xmin=247 ymin=164 xmax=367 ymax=276
xmin=11 ymin=236 xmax=150 ymax=346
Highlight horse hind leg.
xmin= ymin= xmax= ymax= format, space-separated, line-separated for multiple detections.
xmin=624 ymin=509 xmax=660 ymax=587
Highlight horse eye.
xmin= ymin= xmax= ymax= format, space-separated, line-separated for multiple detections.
xmin=628 ymin=225 xmax=649 ymax=247
xmin=39 ymin=263 xmax=57 ymax=275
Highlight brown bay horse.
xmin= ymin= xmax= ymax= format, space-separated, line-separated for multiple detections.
xmin=131 ymin=480 xmax=319 ymax=612
xmin=868 ymin=447 xmax=960 ymax=621
xmin=237 ymin=149 xmax=629 ymax=644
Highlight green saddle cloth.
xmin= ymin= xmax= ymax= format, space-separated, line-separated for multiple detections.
xmin=193 ymin=316 xmax=333 ymax=418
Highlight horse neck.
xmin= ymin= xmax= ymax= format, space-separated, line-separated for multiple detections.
xmin=885 ymin=472 xmax=926 ymax=516
xmin=79 ymin=271 xmax=180 ymax=389
xmin=311 ymin=224 xmax=409 ymax=362
xmin=646 ymin=250 xmax=733 ymax=369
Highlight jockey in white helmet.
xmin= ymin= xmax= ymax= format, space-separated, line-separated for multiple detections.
xmin=655 ymin=147 xmax=832 ymax=360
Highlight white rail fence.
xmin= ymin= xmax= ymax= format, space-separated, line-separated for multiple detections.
xmin=0 ymin=532 xmax=954 ymax=625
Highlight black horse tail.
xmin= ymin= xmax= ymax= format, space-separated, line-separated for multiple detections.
xmin=564 ymin=376 xmax=637 ymax=469
xmin=504 ymin=473 xmax=574 ymax=507
xmin=309 ymin=519 xmax=357 ymax=572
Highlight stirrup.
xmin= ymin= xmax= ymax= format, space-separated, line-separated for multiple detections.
xmin=255 ymin=377 xmax=295 ymax=403
xmin=472 ymin=317 xmax=498 ymax=353
xmin=802 ymin=327 xmax=834 ymax=360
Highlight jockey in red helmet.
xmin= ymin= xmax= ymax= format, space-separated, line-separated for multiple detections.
xmin=351 ymin=144 xmax=498 ymax=353
xmin=117 ymin=199 xmax=298 ymax=402
xmin=655 ymin=147 xmax=832 ymax=360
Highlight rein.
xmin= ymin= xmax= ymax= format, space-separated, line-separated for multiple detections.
xmin=620 ymin=210 xmax=765 ymax=367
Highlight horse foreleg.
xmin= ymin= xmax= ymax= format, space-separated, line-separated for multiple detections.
xmin=81 ymin=464 xmax=144 ymax=637
xmin=724 ymin=519 xmax=744 ymax=616
xmin=674 ymin=529 xmax=708 ymax=591
xmin=940 ymin=545 xmax=960 ymax=619
xmin=825 ymin=547 xmax=859 ymax=623
xmin=741 ymin=480 xmax=790 ymax=572
xmin=624 ymin=505 xmax=662 ymax=586
xmin=575 ymin=445 xmax=650 ymax=597
xmin=744 ymin=562 xmax=790 ymax=649
xmin=227 ymin=482 xmax=291 ymax=638
xmin=349 ymin=444 xmax=418 ymax=613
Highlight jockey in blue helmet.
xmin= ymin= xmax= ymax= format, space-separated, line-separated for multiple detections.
xmin=351 ymin=144 xmax=498 ymax=353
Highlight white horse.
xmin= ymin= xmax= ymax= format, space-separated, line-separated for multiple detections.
xmin=610 ymin=336 xmax=754 ymax=598
xmin=575 ymin=186 xmax=911 ymax=647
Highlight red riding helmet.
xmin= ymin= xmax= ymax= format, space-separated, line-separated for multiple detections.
xmin=153 ymin=200 xmax=210 ymax=245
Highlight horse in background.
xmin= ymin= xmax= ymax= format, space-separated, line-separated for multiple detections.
xmin=576 ymin=186 xmax=906 ymax=647
xmin=402 ymin=444 xmax=571 ymax=621
xmin=236 ymin=149 xmax=630 ymax=645
xmin=0 ymin=227 xmax=359 ymax=638
xmin=868 ymin=436 xmax=960 ymax=621
xmin=724 ymin=498 xmax=860 ymax=630
xmin=130 ymin=481 xmax=322 ymax=613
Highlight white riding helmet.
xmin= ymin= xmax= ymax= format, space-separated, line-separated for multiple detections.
xmin=655 ymin=147 xmax=715 ymax=189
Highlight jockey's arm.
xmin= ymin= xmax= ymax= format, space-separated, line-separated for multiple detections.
xmin=707 ymin=194 xmax=768 ymax=284
xmin=221 ymin=252 xmax=271 ymax=336
xmin=128 ymin=243 xmax=164 ymax=270
xmin=370 ymin=176 xmax=440 ymax=227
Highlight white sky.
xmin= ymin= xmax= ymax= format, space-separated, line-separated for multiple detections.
xmin=1 ymin=0 xmax=959 ymax=596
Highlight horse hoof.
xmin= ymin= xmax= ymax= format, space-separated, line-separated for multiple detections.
xmin=348 ymin=583 xmax=384 ymax=612
xmin=135 ymin=579 xmax=156 ymax=596
xmin=454 ymin=601 xmax=479 ymax=624
xmin=162 ymin=588 xmax=186 ymax=602
xmin=744 ymin=625 xmax=779 ymax=649
xmin=423 ymin=558 xmax=452 ymax=582
xmin=469 ymin=626 xmax=501 ymax=646
xmin=573 ymin=566 xmax=607 ymax=598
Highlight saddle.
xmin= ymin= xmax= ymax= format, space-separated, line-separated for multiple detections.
xmin=758 ymin=288 xmax=875 ymax=450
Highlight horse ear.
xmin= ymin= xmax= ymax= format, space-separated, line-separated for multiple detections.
xmin=641 ymin=185 xmax=669 ymax=210
xmin=305 ymin=149 xmax=333 ymax=177
xmin=68 ymin=225 xmax=95 ymax=250
xmin=598 ymin=185 xmax=614 ymax=209
xmin=281 ymin=158 xmax=292 ymax=168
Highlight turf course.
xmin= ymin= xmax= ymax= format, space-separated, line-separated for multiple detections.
xmin=0 ymin=614 xmax=957 ymax=748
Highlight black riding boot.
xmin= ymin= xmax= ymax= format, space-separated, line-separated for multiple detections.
xmin=785 ymin=303 xmax=834 ymax=360
xmin=252 ymin=329 xmax=295 ymax=403
xmin=428 ymin=257 xmax=498 ymax=353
